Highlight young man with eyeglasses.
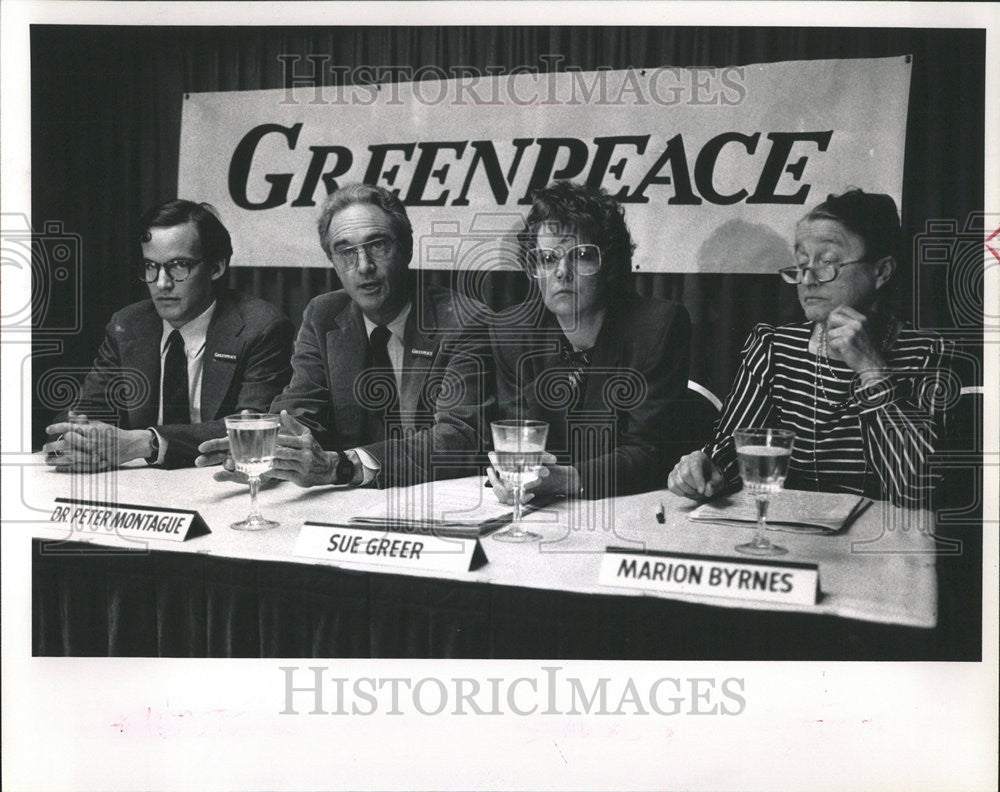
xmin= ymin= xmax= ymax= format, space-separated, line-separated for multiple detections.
xmin=44 ymin=199 xmax=294 ymax=470
xmin=196 ymin=183 xmax=494 ymax=489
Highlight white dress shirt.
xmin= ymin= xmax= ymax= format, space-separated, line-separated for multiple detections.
xmin=361 ymin=301 xmax=410 ymax=392
xmin=353 ymin=301 xmax=412 ymax=483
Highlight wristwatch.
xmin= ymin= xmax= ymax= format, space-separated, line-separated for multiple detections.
xmin=145 ymin=429 xmax=159 ymax=465
xmin=331 ymin=449 xmax=356 ymax=485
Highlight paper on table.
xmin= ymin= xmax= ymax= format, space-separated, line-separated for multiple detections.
xmin=688 ymin=489 xmax=873 ymax=534
xmin=349 ymin=477 xmax=515 ymax=538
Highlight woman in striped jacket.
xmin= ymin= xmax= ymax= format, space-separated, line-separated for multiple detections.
xmin=668 ymin=189 xmax=952 ymax=509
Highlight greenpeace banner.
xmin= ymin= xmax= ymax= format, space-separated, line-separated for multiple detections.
xmin=179 ymin=57 xmax=911 ymax=273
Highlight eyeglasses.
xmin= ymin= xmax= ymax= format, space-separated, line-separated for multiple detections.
xmin=527 ymin=244 xmax=602 ymax=279
xmin=330 ymin=237 xmax=396 ymax=269
xmin=138 ymin=258 xmax=203 ymax=283
xmin=779 ymin=258 xmax=867 ymax=284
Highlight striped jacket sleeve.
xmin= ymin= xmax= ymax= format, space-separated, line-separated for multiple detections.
xmin=703 ymin=324 xmax=779 ymax=489
xmin=853 ymin=333 xmax=954 ymax=508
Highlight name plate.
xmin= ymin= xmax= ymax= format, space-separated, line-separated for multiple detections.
xmin=294 ymin=521 xmax=488 ymax=573
xmin=599 ymin=547 xmax=819 ymax=606
xmin=50 ymin=498 xmax=210 ymax=543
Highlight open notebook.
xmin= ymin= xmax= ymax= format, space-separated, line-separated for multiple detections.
xmin=688 ymin=489 xmax=873 ymax=535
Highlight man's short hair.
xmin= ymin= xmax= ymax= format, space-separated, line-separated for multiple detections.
xmin=317 ymin=183 xmax=414 ymax=264
xmin=522 ymin=180 xmax=635 ymax=290
xmin=138 ymin=199 xmax=233 ymax=268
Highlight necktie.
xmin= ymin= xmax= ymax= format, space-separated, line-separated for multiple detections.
xmin=367 ymin=325 xmax=400 ymax=440
xmin=162 ymin=330 xmax=190 ymax=425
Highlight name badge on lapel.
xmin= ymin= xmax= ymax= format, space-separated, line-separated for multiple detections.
xmin=410 ymin=348 xmax=434 ymax=358
xmin=213 ymin=352 xmax=237 ymax=362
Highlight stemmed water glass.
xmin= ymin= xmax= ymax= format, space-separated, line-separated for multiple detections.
xmin=490 ymin=419 xmax=549 ymax=542
xmin=225 ymin=412 xmax=281 ymax=531
xmin=734 ymin=427 xmax=795 ymax=556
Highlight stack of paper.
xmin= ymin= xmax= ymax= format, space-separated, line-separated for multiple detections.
xmin=688 ymin=489 xmax=873 ymax=535
xmin=349 ymin=477 xmax=515 ymax=538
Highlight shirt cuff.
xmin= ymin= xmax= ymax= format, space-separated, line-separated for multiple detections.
xmin=352 ymin=447 xmax=380 ymax=486
xmin=852 ymin=374 xmax=911 ymax=414
xmin=705 ymin=437 xmax=738 ymax=490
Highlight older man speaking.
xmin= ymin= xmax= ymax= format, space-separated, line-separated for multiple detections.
xmin=198 ymin=183 xmax=493 ymax=488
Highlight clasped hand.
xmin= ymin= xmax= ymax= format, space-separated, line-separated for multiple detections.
xmin=486 ymin=451 xmax=580 ymax=505
xmin=43 ymin=414 xmax=150 ymax=471
xmin=195 ymin=410 xmax=337 ymax=488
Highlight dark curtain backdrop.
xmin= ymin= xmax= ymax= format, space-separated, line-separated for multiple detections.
xmin=30 ymin=26 xmax=985 ymax=447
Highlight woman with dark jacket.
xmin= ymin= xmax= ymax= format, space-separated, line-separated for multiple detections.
xmin=488 ymin=180 xmax=692 ymax=502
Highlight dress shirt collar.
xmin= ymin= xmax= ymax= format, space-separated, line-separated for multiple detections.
xmin=160 ymin=299 xmax=217 ymax=357
xmin=362 ymin=300 xmax=411 ymax=343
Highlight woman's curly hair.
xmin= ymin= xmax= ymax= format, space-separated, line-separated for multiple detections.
xmin=521 ymin=180 xmax=635 ymax=290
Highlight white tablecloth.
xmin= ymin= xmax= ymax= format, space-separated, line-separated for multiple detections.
xmin=16 ymin=456 xmax=937 ymax=627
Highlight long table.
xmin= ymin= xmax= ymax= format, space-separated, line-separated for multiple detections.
xmin=20 ymin=456 xmax=952 ymax=658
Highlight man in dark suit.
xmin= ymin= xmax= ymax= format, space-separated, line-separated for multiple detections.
xmin=197 ymin=183 xmax=493 ymax=488
xmin=43 ymin=200 xmax=294 ymax=470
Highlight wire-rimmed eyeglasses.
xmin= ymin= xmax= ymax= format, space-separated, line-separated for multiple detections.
xmin=330 ymin=237 xmax=396 ymax=270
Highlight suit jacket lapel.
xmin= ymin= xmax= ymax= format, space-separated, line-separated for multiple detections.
xmin=201 ymin=294 xmax=246 ymax=420
xmin=517 ymin=319 xmax=563 ymax=427
xmin=580 ymin=307 xmax=622 ymax=414
xmin=120 ymin=305 xmax=164 ymax=428
xmin=401 ymin=293 xmax=439 ymax=415
xmin=327 ymin=300 xmax=368 ymax=436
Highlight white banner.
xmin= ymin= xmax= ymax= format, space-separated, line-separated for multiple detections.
xmin=179 ymin=57 xmax=910 ymax=273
